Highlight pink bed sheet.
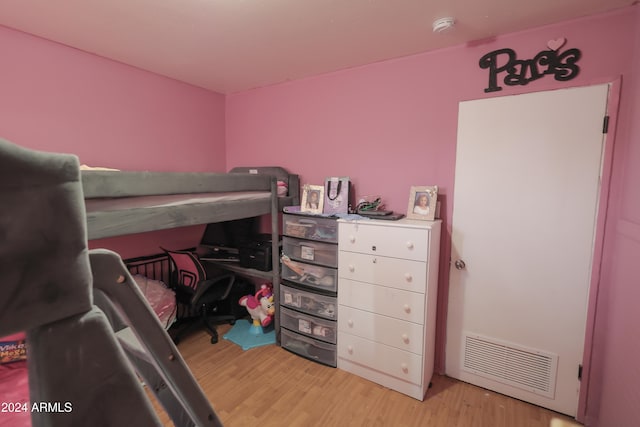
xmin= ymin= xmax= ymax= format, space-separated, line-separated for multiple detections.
xmin=132 ymin=274 xmax=177 ymax=330
xmin=0 ymin=360 xmax=29 ymax=427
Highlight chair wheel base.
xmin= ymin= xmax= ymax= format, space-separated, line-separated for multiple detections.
xmin=210 ymin=336 xmax=218 ymax=344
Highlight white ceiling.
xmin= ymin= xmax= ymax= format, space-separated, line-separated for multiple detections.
xmin=0 ymin=0 xmax=634 ymax=94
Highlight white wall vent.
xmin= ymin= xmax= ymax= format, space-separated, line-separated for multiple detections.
xmin=462 ymin=333 xmax=558 ymax=399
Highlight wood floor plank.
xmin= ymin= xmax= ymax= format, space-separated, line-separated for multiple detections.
xmin=148 ymin=325 xmax=581 ymax=426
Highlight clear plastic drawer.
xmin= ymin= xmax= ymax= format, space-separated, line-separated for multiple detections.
xmin=283 ymin=213 xmax=338 ymax=243
xmin=281 ymin=328 xmax=337 ymax=367
xmin=280 ymin=283 xmax=337 ymax=320
xmin=280 ymin=306 xmax=337 ymax=344
xmin=282 ymin=236 xmax=338 ymax=268
xmin=281 ymin=255 xmax=338 ymax=293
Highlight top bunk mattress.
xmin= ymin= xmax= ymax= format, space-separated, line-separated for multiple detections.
xmin=82 ymin=170 xmax=279 ymax=240
xmin=85 ymin=191 xmax=272 ymax=240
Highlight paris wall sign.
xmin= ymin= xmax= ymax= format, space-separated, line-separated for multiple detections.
xmin=479 ymin=37 xmax=581 ymax=93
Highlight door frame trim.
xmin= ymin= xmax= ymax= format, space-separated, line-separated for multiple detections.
xmin=576 ymin=77 xmax=621 ymax=423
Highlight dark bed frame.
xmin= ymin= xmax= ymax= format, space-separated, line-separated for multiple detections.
xmin=125 ymin=252 xmax=171 ymax=284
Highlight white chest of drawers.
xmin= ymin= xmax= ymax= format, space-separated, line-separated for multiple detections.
xmin=337 ymin=218 xmax=441 ymax=400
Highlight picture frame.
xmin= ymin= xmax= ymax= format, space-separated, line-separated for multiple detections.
xmin=406 ymin=186 xmax=438 ymax=221
xmin=301 ymin=184 xmax=325 ymax=214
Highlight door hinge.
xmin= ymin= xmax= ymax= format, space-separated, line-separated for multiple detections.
xmin=578 ymin=364 xmax=583 ymax=381
xmin=603 ymin=115 xmax=609 ymax=134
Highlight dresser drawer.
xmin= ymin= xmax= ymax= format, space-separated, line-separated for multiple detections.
xmin=338 ymin=305 xmax=424 ymax=354
xmin=281 ymin=306 xmax=337 ymax=344
xmin=280 ymin=283 xmax=337 ymax=320
xmin=338 ymin=332 xmax=423 ymax=385
xmin=283 ymin=214 xmax=338 ymax=243
xmin=282 ymin=328 xmax=337 ymax=367
xmin=283 ymin=236 xmax=338 ymax=268
xmin=339 ymin=279 xmax=425 ymax=324
xmin=339 ymin=222 xmax=428 ymax=261
xmin=338 ymin=251 xmax=426 ymax=293
xmin=282 ymin=256 xmax=338 ymax=293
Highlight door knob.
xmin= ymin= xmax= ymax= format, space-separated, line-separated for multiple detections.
xmin=454 ymin=259 xmax=466 ymax=270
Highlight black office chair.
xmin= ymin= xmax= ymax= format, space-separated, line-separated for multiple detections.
xmin=163 ymin=248 xmax=236 ymax=344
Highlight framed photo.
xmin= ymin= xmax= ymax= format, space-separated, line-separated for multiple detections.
xmin=301 ymin=184 xmax=325 ymax=214
xmin=407 ymin=186 xmax=438 ymax=221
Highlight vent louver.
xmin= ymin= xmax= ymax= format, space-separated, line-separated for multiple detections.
xmin=463 ymin=333 xmax=558 ymax=398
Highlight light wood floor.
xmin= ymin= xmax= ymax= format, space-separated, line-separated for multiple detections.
xmin=149 ymin=324 xmax=581 ymax=427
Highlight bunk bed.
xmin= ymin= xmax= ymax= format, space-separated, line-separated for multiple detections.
xmin=0 ymin=137 xmax=299 ymax=426
xmin=82 ymin=166 xmax=300 ymax=335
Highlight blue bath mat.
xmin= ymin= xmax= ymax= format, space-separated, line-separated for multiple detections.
xmin=223 ymin=319 xmax=276 ymax=350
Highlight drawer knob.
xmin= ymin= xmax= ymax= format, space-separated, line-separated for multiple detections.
xmin=347 ymin=319 xmax=354 ymax=327
xmin=401 ymin=333 xmax=409 ymax=343
xmin=406 ymin=241 xmax=414 ymax=249
xmin=401 ymin=363 xmax=408 ymax=373
xmin=404 ymin=273 xmax=412 ymax=282
xmin=403 ymin=304 xmax=411 ymax=313
xmin=349 ymin=264 xmax=355 ymax=272
xmin=349 ymin=235 xmax=356 ymax=243
xmin=347 ymin=345 xmax=354 ymax=354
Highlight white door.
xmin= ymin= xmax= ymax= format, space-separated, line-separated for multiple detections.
xmin=446 ymin=84 xmax=609 ymax=417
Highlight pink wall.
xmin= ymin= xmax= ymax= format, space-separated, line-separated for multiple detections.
xmin=226 ymin=7 xmax=639 ymax=426
xmin=0 ymin=25 xmax=226 ymax=257
xmin=584 ymin=5 xmax=640 ymax=426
